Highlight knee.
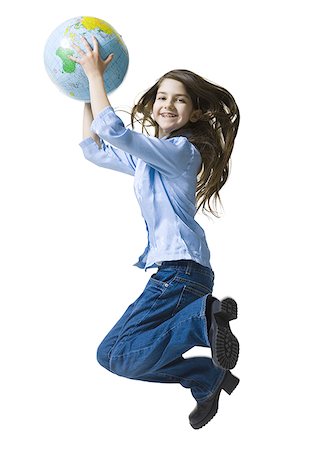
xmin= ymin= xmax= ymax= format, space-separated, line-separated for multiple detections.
xmin=109 ymin=353 xmax=131 ymax=378
xmin=96 ymin=341 xmax=111 ymax=371
xmin=96 ymin=340 xmax=132 ymax=377
xmin=96 ymin=340 xmax=133 ymax=377
xmin=109 ymin=351 xmax=148 ymax=379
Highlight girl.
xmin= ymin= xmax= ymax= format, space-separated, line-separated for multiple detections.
xmin=70 ymin=36 xmax=240 ymax=429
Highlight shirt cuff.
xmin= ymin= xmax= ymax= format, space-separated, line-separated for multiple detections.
xmin=91 ymin=106 xmax=127 ymax=138
xmin=79 ymin=136 xmax=98 ymax=150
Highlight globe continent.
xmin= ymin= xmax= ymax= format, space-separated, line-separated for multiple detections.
xmin=44 ymin=16 xmax=129 ymax=101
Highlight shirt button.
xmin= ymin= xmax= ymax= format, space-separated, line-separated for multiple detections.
xmin=164 ymin=283 xmax=169 ymax=287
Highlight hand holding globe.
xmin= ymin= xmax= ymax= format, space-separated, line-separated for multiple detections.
xmin=68 ymin=35 xmax=114 ymax=81
xmin=44 ymin=17 xmax=129 ymax=101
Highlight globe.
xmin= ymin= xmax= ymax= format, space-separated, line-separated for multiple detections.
xmin=44 ymin=16 xmax=129 ymax=101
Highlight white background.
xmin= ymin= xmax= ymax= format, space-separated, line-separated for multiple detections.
xmin=1 ymin=0 xmax=332 ymax=448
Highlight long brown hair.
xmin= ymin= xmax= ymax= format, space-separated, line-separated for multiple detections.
xmin=131 ymin=69 xmax=240 ymax=217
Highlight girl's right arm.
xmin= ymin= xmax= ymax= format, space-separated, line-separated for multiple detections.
xmin=83 ymin=103 xmax=99 ymax=145
xmin=80 ymin=104 xmax=137 ymax=176
xmin=90 ymin=107 xmax=201 ymax=179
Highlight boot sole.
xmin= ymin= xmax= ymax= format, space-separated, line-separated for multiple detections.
xmin=213 ymin=298 xmax=239 ymax=370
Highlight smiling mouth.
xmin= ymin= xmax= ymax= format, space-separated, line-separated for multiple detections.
xmin=161 ymin=113 xmax=177 ymax=118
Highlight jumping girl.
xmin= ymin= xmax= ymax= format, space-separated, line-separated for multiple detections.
xmin=70 ymin=36 xmax=240 ymax=429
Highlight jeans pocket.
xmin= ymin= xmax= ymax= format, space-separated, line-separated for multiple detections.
xmin=150 ymin=268 xmax=178 ymax=289
xmin=172 ymin=284 xmax=211 ymax=316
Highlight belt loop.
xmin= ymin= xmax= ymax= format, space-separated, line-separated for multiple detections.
xmin=185 ymin=262 xmax=191 ymax=275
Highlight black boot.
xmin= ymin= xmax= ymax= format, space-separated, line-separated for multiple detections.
xmin=207 ymin=296 xmax=239 ymax=370
xmin=189 ymin=371 xmax=239 ymax=429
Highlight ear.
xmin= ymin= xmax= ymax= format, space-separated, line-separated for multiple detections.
xmin=189 ymin=109 xmax=202 ymax=123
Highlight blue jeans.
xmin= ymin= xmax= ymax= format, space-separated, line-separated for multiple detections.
xmin=97 ymin=260 xmax=225 ymax=402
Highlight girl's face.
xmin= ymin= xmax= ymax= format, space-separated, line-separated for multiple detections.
xmin=152 ymin=78 xmax=201 ymax=138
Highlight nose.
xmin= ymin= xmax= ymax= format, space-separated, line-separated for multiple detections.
xmin=163 ymin=99 xmax=175 ymax=110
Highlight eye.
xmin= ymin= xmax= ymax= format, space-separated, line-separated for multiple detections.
xmin=157 ymin=96 xmax=166 ymax=100
xmin=177 ymin=98 xmax=186 ymax=103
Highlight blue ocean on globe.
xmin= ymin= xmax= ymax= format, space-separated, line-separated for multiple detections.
xmin=44 ymin=16 xmax=129 ymax=101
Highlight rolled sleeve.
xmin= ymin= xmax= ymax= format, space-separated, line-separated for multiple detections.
xmin=91 ymin=106 xmax=128 ymax=138
xmin=79 ymin=137 xmax=136 ymax=176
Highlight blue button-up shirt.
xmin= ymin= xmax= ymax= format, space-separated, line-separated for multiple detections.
xmin=79 ymin=106 xmax=211 ymax=270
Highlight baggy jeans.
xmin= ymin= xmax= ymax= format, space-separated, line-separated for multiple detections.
xmin=96 ymin=260 xmax=226 ymax=402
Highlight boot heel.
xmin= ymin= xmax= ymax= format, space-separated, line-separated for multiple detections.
xmin=220 ymin=297 xmax=238 ymax=321
xmin=221 ymin=371 xmax=240 ymax=395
